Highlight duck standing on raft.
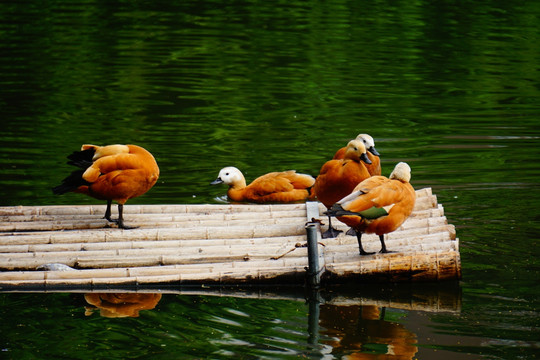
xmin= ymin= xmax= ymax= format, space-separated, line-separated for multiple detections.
xmin=311 ymin=139 xmax=373 ymax=238
xmin=211 ymin=167 xmax=315 ymax=203
xmin=325 ymin=162 xmax=416 ymax=255
xmin=52 ymin=144 xmax=160 ymax=229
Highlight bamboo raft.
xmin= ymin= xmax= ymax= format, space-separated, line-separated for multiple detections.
xmin=0 ymin=188 xmax=460 ymax=290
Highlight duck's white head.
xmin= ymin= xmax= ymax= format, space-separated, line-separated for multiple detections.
xmin=211 ymin=166 xmax=246 ymax=188
xmin=355 ymin=134 xmax=380 ymax=156
xmin=389 ymin=162 xmax=411 ymax=183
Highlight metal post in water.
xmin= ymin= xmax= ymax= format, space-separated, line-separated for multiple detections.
xmin=307 ymin=289 xmax=321 ymax=346
xmin=305 ymin=222 xmax=321 ymax=287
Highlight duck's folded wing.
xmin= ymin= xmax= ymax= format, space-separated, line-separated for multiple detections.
xmin=82 ymin=154 xmax=143 ymax=182
xmin=280 ymin=171 xmax=315 ymax=189
xmin=363 ymin=180 xmax=408 ymax=208
xmin=341 ymin=178 xmax=404 ymax=213
xmin=250 ymin=172 xmax=295 ymax=196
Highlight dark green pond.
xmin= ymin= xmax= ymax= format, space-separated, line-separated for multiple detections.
xmin=1 ymin=1 xmax=539 ymax=359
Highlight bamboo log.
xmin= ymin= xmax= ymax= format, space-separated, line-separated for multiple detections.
xmin=0 ymin=235 xmax=309 ymax=254
xmin=325 ymin=241 xmax=458 ymax=260
xmin=0 ymin=224 xmax=308 ymax=245
xmin=0 ymin=203 xmax=307 ymax=217
xmin=0 ymin=243 xmax=313 ymax=271
xmin=0 ymin=250 xmax=459 ymax=287
xmin=0 ymin=216 xmax=309 ymax=232
xmin=324 ymin=250 xmax=461 ymax=282
xmin=0 ymin=210 xmax=307 ymax=223
xmin=323 ymin=233 xmax=456 ymax=255
xmin=0 ymin=251 xmax=457 ymax=286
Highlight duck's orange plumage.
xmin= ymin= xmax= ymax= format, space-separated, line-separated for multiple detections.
xmin=326 ymin=162 xmax=415 ymax=255
xmin=333 ymin=133 xmax=381 ymax=176
xmin=211 ymin=166 xmax=315 ymax=203
xmin=84 ymin=293 xmax=162 ymax=318
xmin=52 ymin=144 xmax=159 ymax=229
xmin=311 ymin=139 xmax=373 ymax=238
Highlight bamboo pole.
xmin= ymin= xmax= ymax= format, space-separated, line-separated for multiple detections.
xmin=0 ymin=224 xmax=308 ymax=245
xmin=324 ymin=250 xmax=461 ymax=282
xmin=1 ymin=209 xmax=307 ymax=223
xmin=0 ymin=249 xmax=459 ymax=287
xmin=0 ymin=235 xmax=309 ymax=254
xmin=0 ymin=203 xmax=308 ymax=217
xmin=0 ymin=244 xmax=313 ymax=271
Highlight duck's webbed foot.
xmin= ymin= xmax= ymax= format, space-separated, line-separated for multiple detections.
xmin=321 ymin=216 xmax=342 ymax=238
xmin=356 ymin=231 xmax=375 ymax=256
xmin=378 ymin=235 xmax=394 ymax=254
xmin=360 ymin=249 xmax=376 ymax=256
xmin=116 ymin=204 xmax=138 ymax=230
xmin=322 ymin=226 xmax=342 ymax=239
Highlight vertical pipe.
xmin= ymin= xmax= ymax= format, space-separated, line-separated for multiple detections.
xmin=307 ymin=289 xmax=320 ymax=346
xmin=305 ymin=223 xmax=320 ymax=287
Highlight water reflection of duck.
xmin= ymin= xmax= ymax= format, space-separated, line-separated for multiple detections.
xmin=320 ymin=304 xmax=417 ymax=359
xmin=84 ymin=293 xmax=162 ymax=318
xmin=52 ymin=144 xmax=160 ymax=229
xmin=333 ymin=134 xmax=381 ymax=177
xmin=311 ymin=140 xmax=372 ymax=238
xmin=211 ymin=166 xmax=315 ymax=203
xmin=325 ymin=162 xmax=415 ymax=255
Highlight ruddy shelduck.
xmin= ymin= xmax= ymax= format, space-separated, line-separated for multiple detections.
xmin=333 ymin=133 xmax=381 ymax=176
xmin=211 ymin=166 xmax=315 ymax=203
xmin=325 ymin=162 xmax=415 ymax=255
xmin=311 ymin=139 xmax=373 ymax=238
xmin=52 ymin=144 xmax=160 ymax=229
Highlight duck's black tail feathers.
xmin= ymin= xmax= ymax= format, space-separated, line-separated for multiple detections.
xmin=324 ymin=204 xmax=357 ymax=218
xmin=52 ymin=148 xmax=95 ymax=195
xmin=66 ymin=148 xmax=95 ymax=169
xmin=52 ymin=169 xmax=91 ymax=195
xmin=324 ymin=204 xmax=388 ymax=220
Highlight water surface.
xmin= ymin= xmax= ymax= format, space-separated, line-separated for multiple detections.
xmin=1 ymin=1 xmax=539 ymax=359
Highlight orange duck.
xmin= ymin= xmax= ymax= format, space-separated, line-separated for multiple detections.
xmin=333 ymin=133 xmax=381 ymax=176
xmin=52 ymin=144 xmax=160 ymax=229
xmin=311 ymin=139 xmax=372 ymax=238
xmin=325 ymin=162 xmax=415 ymax=255
xmin=211 ymin=166 xmax=315 ymax=203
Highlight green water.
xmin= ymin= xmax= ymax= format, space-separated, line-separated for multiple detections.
xmin=1 ymin=0 xmax=539 ymax=359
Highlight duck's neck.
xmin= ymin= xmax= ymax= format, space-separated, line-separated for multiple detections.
xmin=344 ymin=150 xmax=361 ymax=162
xmin=230 ymin=176 xmax=247 ymax=189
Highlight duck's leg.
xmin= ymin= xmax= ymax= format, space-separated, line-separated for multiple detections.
xmin=378 ymin=234 xmax=393 ymax=253
xmin=322 ymin=216 xmax=343 ymax=238
xmin=104 ymin=199 xmax=114 ymax=222
xmin=356 ymin=231 xmax=375 ymax=256
xmin=117 ymin=204 xmax=137 ymax=230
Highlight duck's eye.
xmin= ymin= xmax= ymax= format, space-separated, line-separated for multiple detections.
xmin=225 ymin=172 xmax=229 ymax=176
xmin=354 ymin=147 xmax=358 ymax=151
